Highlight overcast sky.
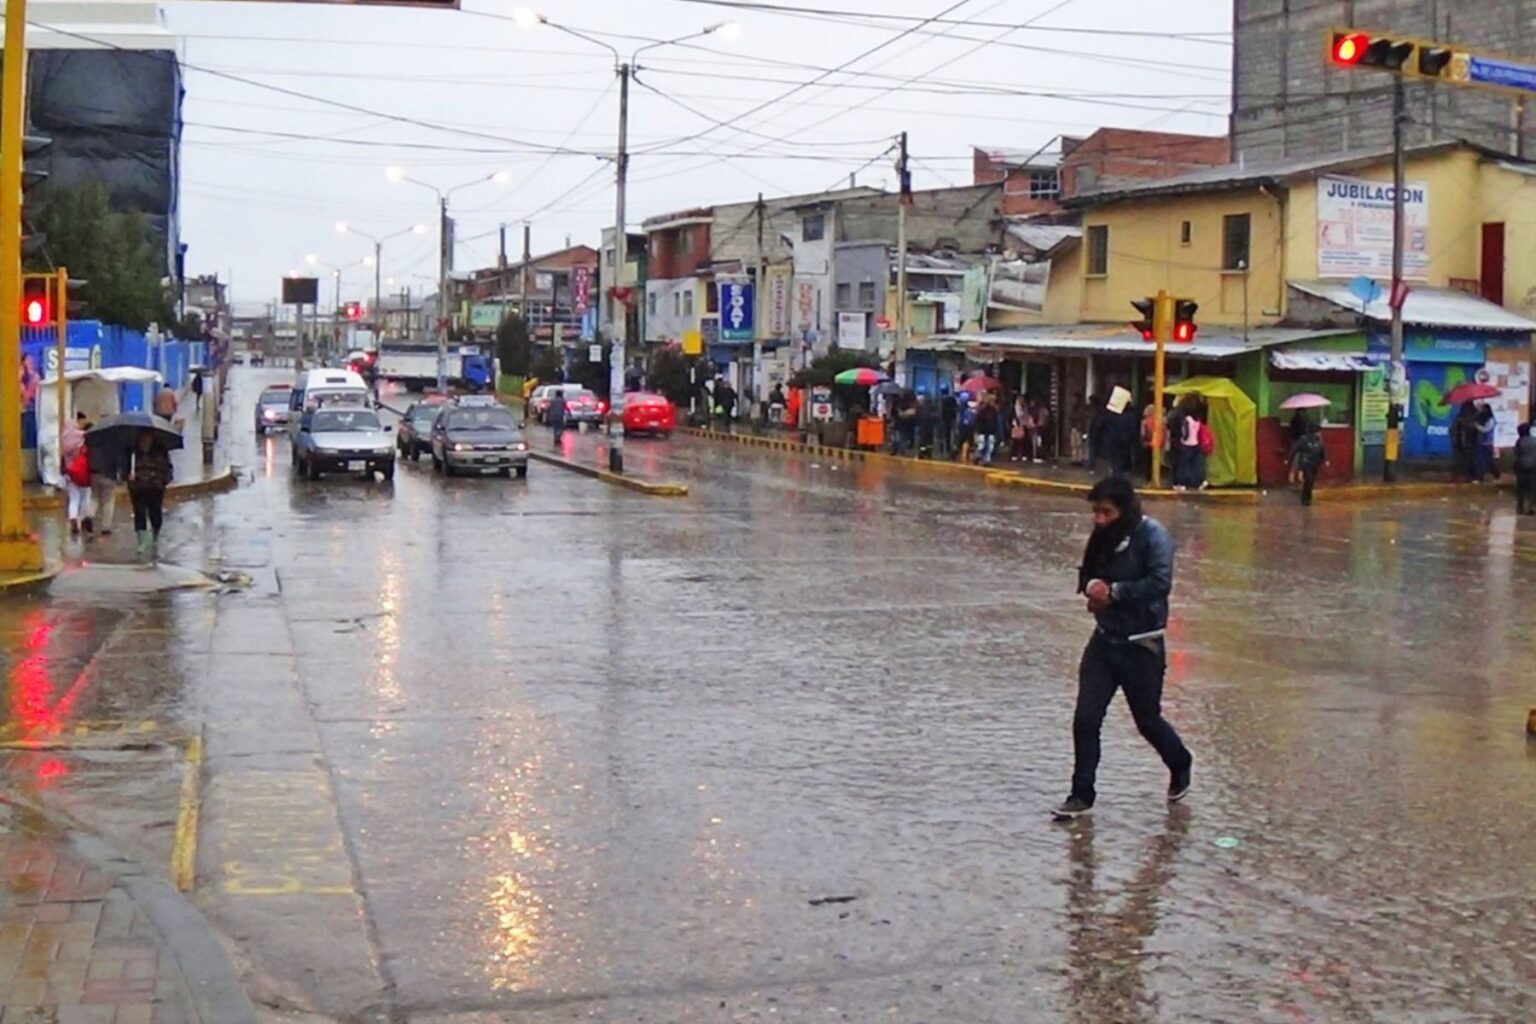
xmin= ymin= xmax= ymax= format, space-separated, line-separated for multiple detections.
xmin=164 ymin=0 xmax=1233 ymax=312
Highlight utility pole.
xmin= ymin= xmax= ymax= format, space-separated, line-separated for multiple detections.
xmin=520 ymin=222 xmax=531 ymax=325
xmin=753 ymin=192 xmax=766 ymax=411
xmin=1385 ymin=77 xmax=1407 ymax=483
xmin=0 ymin=0 xmax=42 ymax=572
xmin=436 ymin=195 xmax=450 ymax=392
xmin=608 ymin=61 xmax=632 ymax=473
xmin=1150 ymin=292 xmax=1173 ymax=490
xmin=373 ymin=241 xmax=382 ymax=347
xmin=894 ymin=131 xmax=911 ymax=387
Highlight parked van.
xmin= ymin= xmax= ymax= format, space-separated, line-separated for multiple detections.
xmin=289 ymin=369 xmax=371 ymax=434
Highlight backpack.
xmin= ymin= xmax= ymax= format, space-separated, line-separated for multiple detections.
xmin=1197 ymin=421 xmax=1215 ymax=456
xmin=1296 ymin=433 xmax=1325 ymax=470
xmin=65 ymin=448 xmax=91 ymax=487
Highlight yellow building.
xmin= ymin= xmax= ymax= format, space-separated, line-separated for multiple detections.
xmin=924 ymin=142 xmax=1536 ymax=484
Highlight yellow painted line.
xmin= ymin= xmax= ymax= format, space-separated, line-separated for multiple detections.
xmin=171 ymin=731 xmax=203 ymax=893
xmin=527 ymin=451 xmax=689 ymax=497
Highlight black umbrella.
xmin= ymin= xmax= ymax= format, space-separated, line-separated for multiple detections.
xmin=874 ymin=381 xmax=913 ymax=396
xmin=86 ymin=411 xmax=184 ymax=452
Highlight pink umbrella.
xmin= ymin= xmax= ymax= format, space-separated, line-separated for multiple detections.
xmin=1279 ymin=393 xmax=1331 ymax=411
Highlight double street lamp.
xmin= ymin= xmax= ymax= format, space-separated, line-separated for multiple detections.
xmin=510 ymin=9 xmax=738 ymax=473
xmin=385 ymin=167 xmax=511 ymax=391
xmin=335 ymin=221 xmax=427 ymax=340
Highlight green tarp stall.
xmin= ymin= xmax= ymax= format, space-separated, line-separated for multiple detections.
xmin=1166 ymin=376 xmax=1257 ymax=487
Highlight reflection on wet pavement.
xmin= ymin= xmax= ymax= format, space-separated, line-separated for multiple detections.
xmin=3 ymin=369 xmax=1534 ymax=1022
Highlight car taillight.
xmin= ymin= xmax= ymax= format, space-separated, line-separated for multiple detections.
xmin=598 ymin=402 xmax=608 ymax=414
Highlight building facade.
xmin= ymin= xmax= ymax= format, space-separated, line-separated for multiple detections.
xmin=1233 ymin=0 xmax=1536 ymax=164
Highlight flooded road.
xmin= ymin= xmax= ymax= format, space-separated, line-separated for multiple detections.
xmin=4 ymin=369 xmax=1534 ymax=1023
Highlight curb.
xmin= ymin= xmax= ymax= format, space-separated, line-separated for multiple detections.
xmin=0 ymin=562 xmax=62 ymax=595
xmin=682 ymin=427 xmax=1259 ymax=501
xmin=2 ymin=793 xmax=259 ymax=1024
xmin=528 ymin=451 xmax=689 ymax=497
xmin=1310 ymin=479 xmax=1513 ymax=502
xmin=23 ymin=466 xmax=239 ymax=511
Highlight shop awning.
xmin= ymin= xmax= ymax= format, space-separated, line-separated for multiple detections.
xmin=1268 ymin=350 xmax=1383 ymax=372
xmin=915 ymin=325 xmax=1354 ymax=360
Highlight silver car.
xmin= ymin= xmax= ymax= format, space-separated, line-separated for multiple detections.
xmin=430 ymin=405 xmax=529 ymax=479
xmin=292 ymin=406 xmax=396 ymax=481
xmin=255 ymin=385 xmax=292 ymax=434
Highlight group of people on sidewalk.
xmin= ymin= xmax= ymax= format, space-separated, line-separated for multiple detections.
xmin=57 ymin=384 xmax=180 ymax=561
xmin=1080 ymin=388 xmax=1215 ymax=492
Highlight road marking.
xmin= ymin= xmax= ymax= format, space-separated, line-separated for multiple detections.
xmin=171 ymin=731 xmax=203 ymax=892
xmin=207 ymin=769 xmax=359 ymax=898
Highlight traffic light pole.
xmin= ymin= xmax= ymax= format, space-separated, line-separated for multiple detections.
xmin=607 ymin=61 xmax=630 ymax=474
xmin=0 ymin=0 xmax=43 ymax=573
xmin=54 ymin=271 xmax=67 ymax=462
xmin=1150 ymin=291 xmax=1172 ymax=491
xmin=1385 ymin=77 xmax=1407 ymax=483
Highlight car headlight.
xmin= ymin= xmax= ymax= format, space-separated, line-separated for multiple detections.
xmin=262 ymin=410 xmax=277 ymax=419
xmin=453 ymin=442 xmax=468 ymax=452
xmin=375 ymin=447 xmax=393 ymax=456
xmin=514 ymin=442 xmax=528 ymax=452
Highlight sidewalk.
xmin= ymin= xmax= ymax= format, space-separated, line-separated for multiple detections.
xmin=23 ymin=392 xmax=235 ymax=513
xmin=0 ymin=798 xmax=255 ymax=1024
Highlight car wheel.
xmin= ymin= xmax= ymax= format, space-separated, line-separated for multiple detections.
xmin=380 ymin=461 xmax=395 ymax=482
xmin=515 ymin=465 xmax=528 ymax=479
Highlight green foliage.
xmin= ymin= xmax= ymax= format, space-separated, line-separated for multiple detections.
xmin=529 ymin=346 xmax=563 ymax=384
xmin=567 ymin=343 xmax=610 ymax=397
xmin=496 ymin=314 xmax=533 ymax=376
xmin=789 ymin=347 xmax=878 ymax=389
xmin=648 ymin=347 xmax=703 ymax=407
xmin=26 ymin=181 xmax=171 ymax=331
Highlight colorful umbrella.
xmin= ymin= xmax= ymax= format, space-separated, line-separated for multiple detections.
xmin=956 ymin=373 xmax=1001 ymax=393
xmin=1441 ymin=382 xmax=1500 ymax=406
xmin=1278 ymin=393 xmax=1331 ymax=411
xmin=834 ymin=367 xmax=888 ymax=387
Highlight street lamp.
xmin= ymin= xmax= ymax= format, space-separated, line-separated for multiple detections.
xmin=385 ymin=168 xmax=510 ymax=390
xmin=512 ymin=11 xmax=738 ymax=473
xmin=336 ymin=220 xmax=427 ymax=342
xmin=306 ymin=253 xmax=374 ymax=362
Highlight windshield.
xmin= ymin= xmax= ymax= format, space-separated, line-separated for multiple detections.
xmin=259 ymin=390 xmax=289 ymax=405
xmin=445 ymin=409 xmax=518 ymax=432
xmin=311 ymin=409 xmax=382 ymax=433
xmin=410 ymin=408 xmax=442 ymax=426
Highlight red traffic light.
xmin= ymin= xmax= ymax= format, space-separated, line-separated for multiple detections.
xmin=1333 ymin=32 xmax=1367 ymax=65
xmin=342 ymin=301 xmax=363 ymax=321
xmin=22 ymin=278 xmax=51 ymax=326
xmin=1173 ymin=322 xmax=1195 ymax=343
xmin=24 ymin=299 xmax=46 ymax=325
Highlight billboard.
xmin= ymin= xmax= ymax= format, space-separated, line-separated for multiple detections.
xmin=987 ymin=259 xmax=1051 ymax=314
xmin=719 ymin=280 xmax=754 ymax=341
xmin=1317 ymin=176 xmax=1429 ymax=279
xmin=282 ymin=277 xmax=319 ymax=305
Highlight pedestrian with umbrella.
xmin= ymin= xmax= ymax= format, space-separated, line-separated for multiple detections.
xmin=88 ymin=413 xmax=180 ymax=562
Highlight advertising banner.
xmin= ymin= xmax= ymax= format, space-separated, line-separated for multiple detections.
xmin=987 ymin=259 xmax=1051 ymax=314
xmin=719 ymin=281 xmax=755 ymax=341
xmin=1317 ymin=176 xmax=1429 ymax=279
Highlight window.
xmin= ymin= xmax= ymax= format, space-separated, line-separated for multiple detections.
xmin=802 ymin=212 xmax=826 ymax=242
xmin=858 ymin=281 xmax=877 ymax=307
xmin=1029 ymin=170 xmax=1060 ymax=199
xmin=1180 ymin=221 xmax=1192 ymax=246
xmin=677 ymin=230 xmax=691 ymax=256
xmin=836 ymin=282 xmax=852 ymax=308
xmin=1222 ymin=213 xmax=1251 ymax=271
xmin=647 ymin=292 xmax=657 ymax=317
xmin=705 ymin=283 xmax=718 ymax=314
xmin=1087 ymin=225 xmax=1109 ymax=276
xmin=673 ymin=292 xmax=681 ymax=317
xmin=682 ymin=290 xmax=694 ymax=316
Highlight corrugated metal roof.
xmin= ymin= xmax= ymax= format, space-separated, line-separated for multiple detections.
xmin=1289 ymin=280 xmax=1536 ymax=332
xmin=1005 ymin=222 xmax=1082 ymax=254
xmin=1269 ymin=350 xmax=1382 ymax=372
xmin=914 ymin=324 xmax=1354 ymax=359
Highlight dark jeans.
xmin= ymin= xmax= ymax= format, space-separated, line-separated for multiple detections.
xmin=1176 ymin=448 xmax=1206 ymax=488
xmin=1299 ymin=464 xmax=1320 ymax=506
xmin=1517 ymin=468 xmax=1536 ymax=513
xmin=1071 ymin=634 xmax=1191 ymax=804
xmin=130 ymin=488 xmax=165 ymax=535
xmin=1476 ymin=445 xmax=1498 ymax=481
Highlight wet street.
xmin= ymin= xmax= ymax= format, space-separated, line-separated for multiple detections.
xmin=4 ymin=367 xmax=1535 ymax=1023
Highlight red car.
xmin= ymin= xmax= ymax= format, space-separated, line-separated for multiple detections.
xmin=622 ymin=393 xmax=676 ymax=437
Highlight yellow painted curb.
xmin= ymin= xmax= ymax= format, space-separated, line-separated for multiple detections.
xmin=171 ymin=731 xmax=203 ymax=892
xmin=1311 ymin=480 xmax=1511 ymax=503
xmin=982 ymin=472 xmax=1259 ymax=503
xmin=23 ymin=466 xmax=238 ymax=511
xmin=0 ymin=563 xmax=62 ymax=595
xmin=528 ymin=451 xmax=689 ymax=497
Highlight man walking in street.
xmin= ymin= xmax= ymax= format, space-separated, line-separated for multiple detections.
xmin=191 ymin=369 xmax=204 ymax=412
xmin=1055 ymin=475 xmax=1193 ymax=820
xmin=1515 ymin=421 xmax=1536 ymax=515
xmin=1287 ymin=422 xmax=1327 ymax=507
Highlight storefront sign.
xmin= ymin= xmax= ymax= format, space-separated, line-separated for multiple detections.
xmin=1318 ymin=175 xmax=1429 ymax=279
xmin=719 ymin=281 xmax=755 ymax=341
xmin=572 ymin=267 xmax=592 ymax=314
xmin=811 ymin=385 xmax=833 ymax=421
xmin=1360 ymin=368 xmax=1390 ymax=445
xmin=681 ymin=329 xmax=702 ymax=356
xmin=837 ymin=311 xmax=866 ymax=349
xmin=987 ymin=259 xmax=1051 ymax=314
xmin=796 ymin=281 xmax=818 ymax=332
xmin=469 ymin=304 xmax=504 ymax=330
xmin=768 ymin=269 xmax=791 ymax=336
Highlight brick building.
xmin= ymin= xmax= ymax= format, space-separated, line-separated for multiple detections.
xmin=974 ymin=129 xmax=1229 ymax=215
xmin=1233 ymin=0 xmax=1536 ymax=164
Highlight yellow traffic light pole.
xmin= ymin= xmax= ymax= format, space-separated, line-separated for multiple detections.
xmin=0 ymin=0 xmax=43 ymax=572
xmin=1150 ymin=291 xmax=1173 ymax=490
xmin=53 ymin=269 xmax=67 ymax=459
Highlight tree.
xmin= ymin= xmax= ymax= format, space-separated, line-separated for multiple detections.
xmin=26 ymin=181 xmax=172 ymax=331
xmin=567 ymin=342 xmax=610 ymax=399
xmin=496 ymin=314 xmax=533 ymax=376
xmin=648 ymin=347 xmax=702 ymax=408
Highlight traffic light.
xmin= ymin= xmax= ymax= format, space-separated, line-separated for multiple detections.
xmin=23 ymin=131 xmax=51 ymax=261
xmin=22 ymin=276 xmax=51 ymax=327
xmin=1173 ymin=300 xmax=1199 ymax=343
xmin=1130 ymin=298 xmax=1155 ymax=342
xmin=1330 ymin=31 xmax=1415 ymax=72
xmin=1418 ymin=45 xmax=1455 ymax=78
xmin=342 ymin=301 xmax=362 ymax=321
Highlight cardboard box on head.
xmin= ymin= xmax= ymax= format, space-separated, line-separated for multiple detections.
xmin=1107 ymin=386 xmax=1133 ymax=415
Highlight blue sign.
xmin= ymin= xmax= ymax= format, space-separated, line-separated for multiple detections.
xmin=1368 ymin=331 xmax=1486 ymax=365
xmin=718 ymin=281 xmax=754 ymax=341
xmin=1467 ymin=55 xmax=1536 ymax=95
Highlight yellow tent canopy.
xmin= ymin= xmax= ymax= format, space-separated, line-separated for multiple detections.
xmin=1165 ymin=376 xmax=1257 ymax=487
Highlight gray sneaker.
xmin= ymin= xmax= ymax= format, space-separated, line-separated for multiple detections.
xmin=1052 ymin=795 xmax=1094 ymax=820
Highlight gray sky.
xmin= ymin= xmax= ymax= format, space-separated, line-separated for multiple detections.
xmin=167 ymin=0 xmax=1233 ymax=312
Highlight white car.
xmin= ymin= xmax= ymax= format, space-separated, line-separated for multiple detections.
xmin=292 ymin=406 xmax=395 ymax=481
